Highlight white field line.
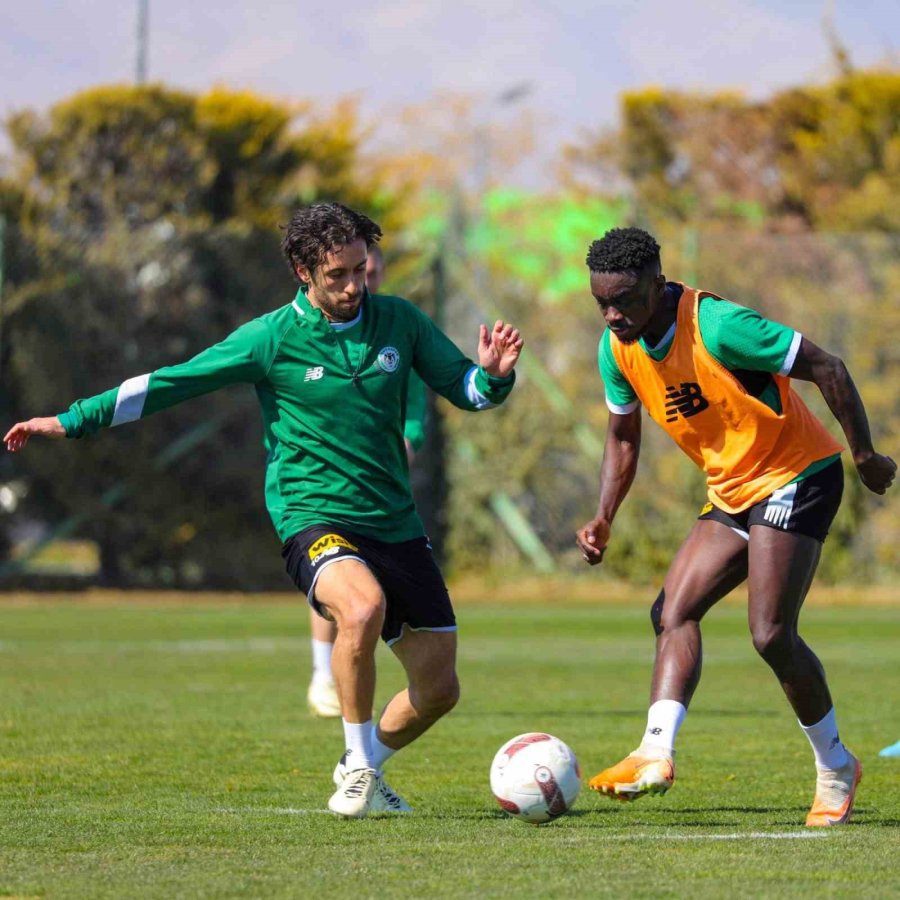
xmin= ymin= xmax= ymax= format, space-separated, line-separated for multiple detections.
xmin=0 ymin=637 xmax=306 ymax=654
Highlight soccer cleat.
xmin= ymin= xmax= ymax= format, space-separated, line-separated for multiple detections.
xmin=588 ymin=751 xmax=674 ymax=801
xmin=333 ymin=753 xmax=413 ymax=814
xmin=307 ymin=678 xmax=341 ymax=718
xmin=805 ymin=753 xmax=862 ymax=827
xmin=328 ymin=766 xmax=377 ymax=818
xmin=372 ymin=776 xmax=413 ymax=814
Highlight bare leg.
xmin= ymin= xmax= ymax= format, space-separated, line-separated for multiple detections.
xmin=650 ymin=519 xmax=749 ymax=706
xmin=590 ymin=520 xmax=749 ymax=796
xmin=312 ymin=560 xmax=385 ymax=723
xmin=747 ymin=527 xmax=831 ymax=725
xmin=377 ymin=628 xmax=459 ymax=751
xmin=307 ymin=603 xmax=341 ymax=716
xmin=310 ymin=607 xmax=338 ymax=643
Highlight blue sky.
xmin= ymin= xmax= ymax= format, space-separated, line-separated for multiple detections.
xmin=2 ymin=1 xmax=897 ymax=180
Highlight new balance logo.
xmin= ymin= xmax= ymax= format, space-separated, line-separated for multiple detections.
xmin=304 ymin=366 xmax=325 ymax=382
xmin=665 ymin=382 xmax=709 ymax=422
xmin=763 ymin=482 xmax=797 ymax=528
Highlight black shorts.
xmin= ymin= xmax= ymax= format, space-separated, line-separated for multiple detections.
xmin=698 ymin=458 xmax=844 ymax=543
xmin=281 ymin=525 xmax=457 ymax=646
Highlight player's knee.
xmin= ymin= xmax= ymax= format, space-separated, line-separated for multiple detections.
xmin=336 ymin=589 xmax=385 ymax=643
xmin=653 ymin=589 xmax=690 ymax=635
xmin=751 ymin=621 xmax=793 ymax=663
xmin=416 ymin=671 xmax=460 ymax=719
xmin=650 ymin=589 xmax=666 ymax=636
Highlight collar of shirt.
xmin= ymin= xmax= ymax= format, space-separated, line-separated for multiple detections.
xmin=292 ymin=286 xmax=365 ymax=332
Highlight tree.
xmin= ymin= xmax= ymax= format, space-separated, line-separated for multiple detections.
xmin=3 ymin=85 xmax=389 ymax=587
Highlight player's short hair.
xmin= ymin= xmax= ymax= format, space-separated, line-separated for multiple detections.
xmin=586 ymin=227 xmax=661 ymax=275
xmin=281 ymin=202 xmax=382 ymax=278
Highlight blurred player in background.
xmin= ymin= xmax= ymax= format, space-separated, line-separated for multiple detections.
xmin=576 ymin=227 xmax=895 ymax=827
xmin=5 ymin=202 xmax=523 ymax=819
xmin=306 ymin=243 xmax=428 ymax=717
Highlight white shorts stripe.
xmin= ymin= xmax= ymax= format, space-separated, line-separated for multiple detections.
xmin=111 ymin=373 xmax=151 ymax=426
xmin=385 ymin=624 xmax=458 ymax=647
xmin=307 ymin=554 xmax=367 ymax=610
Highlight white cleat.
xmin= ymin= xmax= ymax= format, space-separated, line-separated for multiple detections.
xmin=333 ymin=752 xmax=413 ymax=814
xmin=307 ymin=678 xmax=341 ymax=718
xmin=328 ymin=767 xmax=377 ymax=818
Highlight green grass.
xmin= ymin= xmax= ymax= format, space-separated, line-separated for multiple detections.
xmin=1 ymin=597 xmax=898 ymax=898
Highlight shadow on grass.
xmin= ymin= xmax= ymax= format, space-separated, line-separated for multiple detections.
xmin=673 ymin=806 xmax=804 ymax=815
xmin=456 ymin=709 xmax=645 ymax=718
xmin=458 ymin=708 xmax=778 ymax=719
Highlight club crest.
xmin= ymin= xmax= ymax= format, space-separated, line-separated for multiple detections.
xmin=377 ymin=346 xmax=400 ymax=373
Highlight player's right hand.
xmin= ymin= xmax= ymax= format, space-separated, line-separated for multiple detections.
xmin=855 ymin=451 xmax=897 ymax=495
xmin=576 ymin=518 xmax=611 ymax=565
xmin=4 ymin=417 xmax=66 ymax=453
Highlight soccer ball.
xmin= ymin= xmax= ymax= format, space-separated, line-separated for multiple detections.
xmin=489 ymin=732 xmax=581 ymax=824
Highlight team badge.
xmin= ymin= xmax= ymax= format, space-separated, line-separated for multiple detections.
xmin=376 ymin=346 xmax=400 ymax=373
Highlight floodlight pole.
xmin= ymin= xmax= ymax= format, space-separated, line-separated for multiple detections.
xmin=136 ymin=0 xmax=149 ymax=84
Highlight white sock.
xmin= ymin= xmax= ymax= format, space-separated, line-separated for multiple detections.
xmin=342 ymin=719 xmax=374 ymax=770
xmin=311 ymin=639 xmax=333 ymax=684
xmin=800 ymin=708 xmax=850 ymax=770
xmin=639 ymin=699 xmax=686 ymax=757
xmin=370 ymin=724 xmax=398 ymax=773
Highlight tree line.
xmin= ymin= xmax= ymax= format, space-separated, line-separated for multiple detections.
xmin=1 ymin=68 xmax=897 ymax=587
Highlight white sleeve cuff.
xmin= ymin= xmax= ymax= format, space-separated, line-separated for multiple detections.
xmin=605 ymin=397 xmax=640 ymax=415
xmin=464 ymin=366 xmax=494 ymax=410
xmin=779 ymin=331 xmax=803 ymax=376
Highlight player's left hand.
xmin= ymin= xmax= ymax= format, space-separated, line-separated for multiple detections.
xmin=856 ymin=451 xmax=897 ymax=494
xmin=478 ymin=320 xmax=523 ymax=378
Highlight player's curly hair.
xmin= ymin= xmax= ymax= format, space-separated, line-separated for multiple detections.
xmin=586 ymin=227 xmax=661 ymax=274
xmin=281 ymin=202 xmax=382 ymax=280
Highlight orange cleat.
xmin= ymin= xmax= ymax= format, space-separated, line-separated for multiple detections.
xmin=589 ymin=752 xmax=674 ymax=801
xmin=805 ymin=753 xmax=862 ymax=827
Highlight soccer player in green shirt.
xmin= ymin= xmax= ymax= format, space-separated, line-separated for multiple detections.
xmin=5 ymin=202 xmax=524 ymax=819
xmin=306 ymin=242 xmax=429 ymax=718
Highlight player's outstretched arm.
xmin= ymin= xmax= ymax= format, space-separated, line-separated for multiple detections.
xmin=576 ymin=408 xmax=642 ymax=565
xmin=409 ymin=309 xmax=522 ymax=412
xmin=478 ymin=320 xmax=524 ymax=378
xmin=789 ymin=338 xmax=896 ymax=495
xmin=4 ymin=416 xmax=66 ymax=453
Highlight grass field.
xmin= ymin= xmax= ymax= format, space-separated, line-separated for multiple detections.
xmin=1 ymin=594 xmax=898 ymax=898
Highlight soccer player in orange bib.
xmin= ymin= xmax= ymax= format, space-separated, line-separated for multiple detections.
xmin=575 ymin=228 xmax=895 ymax=826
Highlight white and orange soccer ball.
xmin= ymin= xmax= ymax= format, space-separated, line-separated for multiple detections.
xmin=489 ymin=732 xmax=581 ymax=824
